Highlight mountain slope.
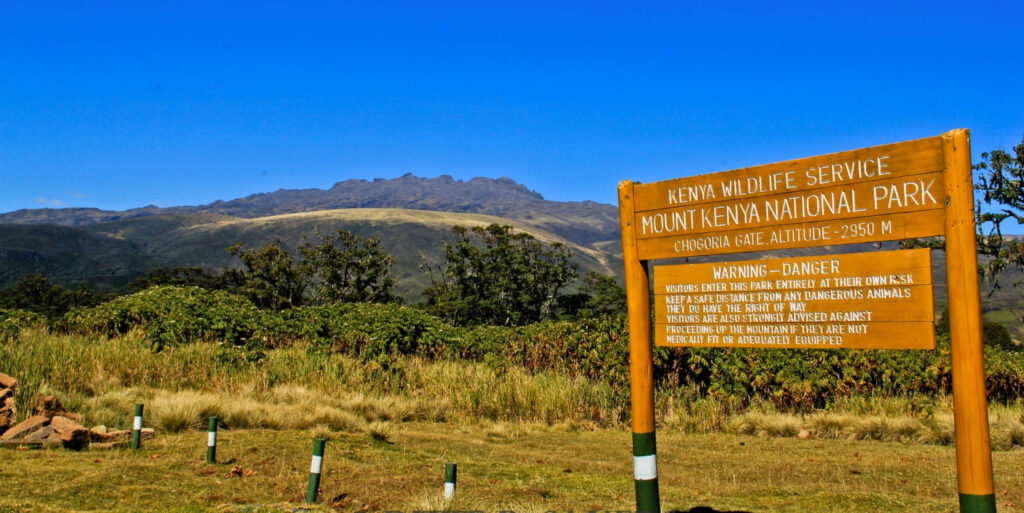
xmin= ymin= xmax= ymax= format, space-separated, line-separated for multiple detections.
xmin=140 ymin=208 xmax=619 ymax=298
xmin=0 ymin=209 xmax=621 ymax=299
xmin=0 ymin=224 xmax=146 ymax=289
xmin=0 ymin=175 xmax=621 ymax=247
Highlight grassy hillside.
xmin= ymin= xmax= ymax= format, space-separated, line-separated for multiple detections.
xmin=0 ymin=224 xmax=145 ymax=290
xmin=85 ymin=212 xmax=238 ymax=242
xmin=136 ymin=208 xmax=619 ymax=298
xmin=0 ymin=209 xmax=621 ymax=299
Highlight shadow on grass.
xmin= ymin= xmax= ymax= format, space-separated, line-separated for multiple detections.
xmin=669 ymin=507 xmax=753 ymax=513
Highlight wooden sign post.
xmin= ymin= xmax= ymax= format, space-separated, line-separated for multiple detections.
xmin=618 ymin=129 xmax=996 ymax=512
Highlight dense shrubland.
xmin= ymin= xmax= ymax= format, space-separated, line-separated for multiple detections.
xmin=2 ymin=303 xmax=1023 ymax=448
xmin=2 ymin=283 xmax=1021 ymax=413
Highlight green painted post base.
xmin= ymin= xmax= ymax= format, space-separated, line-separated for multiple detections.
xmin=444 ymin=462 xmax=457 ymax=499
xmin=635 ymin=478 xmax=660 ymax=513
xmin=959 ymin=493 xmax=997 ymax=513
xmin=632 ymin=431 xmax=660 ymax=513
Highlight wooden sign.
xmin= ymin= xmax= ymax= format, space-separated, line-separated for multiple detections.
xmin=618 ymin=130 xmax=997 ymax=513
xmin=653 ymin=249 xmax=935 ymax=349
xmin=631 ymin=135 xmax=947 ymax=259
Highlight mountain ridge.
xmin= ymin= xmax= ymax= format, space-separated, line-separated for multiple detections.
xmin=0 ymin=175 xmax=625 ymax=298
xmin=0 ymin=174 xmax=620 ymax=247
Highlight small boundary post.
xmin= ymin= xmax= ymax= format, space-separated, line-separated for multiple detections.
xmin=444 ymin=462 xmax=457 ymax=500
xmin=131 ymin=404 xmax=144 ymax=450
xmin=206 ymin=416 xmax=218 ymax=464
xmin=305 ymin=437 xmax=326 ymax=504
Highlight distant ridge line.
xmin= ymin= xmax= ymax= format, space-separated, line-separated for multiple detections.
xmin=0 ymin=174 xmax=620 ymax=246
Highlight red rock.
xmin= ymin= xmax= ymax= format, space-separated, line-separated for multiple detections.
xmin=50 ymin=415 xmax=87 ymax=436
xmin=0 ymin=373 xmax=17 ymax=390
xmin=88 ymin=429 xmax=154 ymax=449
xmin=0 ymin=415 xmax=49 ymax=440
xmin=34 ymin=394 xmax=64 ymax=417
xmin=52 ymin=416 xmax=90 ymax=447
xmin=46 ymin=417 xmax=89 ymax=449
xmin=24 ymin=426 xmax=53 ymax=441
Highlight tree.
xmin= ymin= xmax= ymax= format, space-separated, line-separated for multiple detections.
xmin=974 ymin=134 xmax=1024 ymax=287
xmin=225 ymin=241 xmax=309 ymax=310
xmin=578 ymin=271 xmax=627 ymax=317
xmin=935 ymin=308 xmax=1019 ymax=351
xmin=555 ymin=271 xmax=627 ymax=319
xmin=299 ymin=229 xmax=397 ymax=304
xmin=129 ymin=266 xmax=227 ymax=292
xmin=0 ymin=274 xmax=111 ymax=319
xmin=423 ymin=224 xmax=578 ymax=326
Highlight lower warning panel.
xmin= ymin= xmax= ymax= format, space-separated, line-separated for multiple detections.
xmin=653 ymin=248 xmax=936 ymax=350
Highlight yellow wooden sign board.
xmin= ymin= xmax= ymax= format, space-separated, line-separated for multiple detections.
xmin=631 ymin=135 xmax=947 ymax=259
xmin=617 ymin=130 xmax=996 ymax=512
xmin=653 ymin=249 xmax=935 ymax=349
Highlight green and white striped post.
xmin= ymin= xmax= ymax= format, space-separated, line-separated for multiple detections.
xmin=633 ymin=431 xmax=659 ymax=513
xmin=131 ymin=404 xmax=144 ymax=450
xmin=443 ymin=462 xmax=457 ymax=500
xmin=305 ymin=438 xmax=326 ymax=504
xmin=206 ymin=416 xmax=218 ymax=464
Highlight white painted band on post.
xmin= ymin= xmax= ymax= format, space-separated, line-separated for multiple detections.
xmin=208 ymin=432 xmax=216 ymax=446
xmin=310 ymin=455 xmax=323 ymax=474
xmin=633 ymin=454 xmax=657 ymax=480
xmin=444 ymin=482 xmax=455 ymax=499
xmin=133 ymin=416 xmax=142 ymax=430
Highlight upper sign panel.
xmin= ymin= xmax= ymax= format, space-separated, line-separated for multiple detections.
xmin=631 ymin=136 xmax=946 ymax=259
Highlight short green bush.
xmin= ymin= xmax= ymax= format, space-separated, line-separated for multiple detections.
xmin=0 ymin=308 xmax=45 ymax=341
xmin=59 ymin=286 xmax=270 ymax=350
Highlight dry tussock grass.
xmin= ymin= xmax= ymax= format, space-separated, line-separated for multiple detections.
xmin=809 ymin=413 xmax=853 ymax=439
xmin=84 ymin=385 xmax=438 ymax=432
xmin=711 ymin=410 xmax=1024 ymax=449
xmin=366 ymin=420 xmax=393 ymax=442
xmin=725 ymin=412 xmax=801 ymax=437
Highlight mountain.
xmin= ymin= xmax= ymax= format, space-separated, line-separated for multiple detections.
xmin=0 ymin=175 xmax=624 ymax=299
xmin=0 ymin=174 xmax=621 ymax=247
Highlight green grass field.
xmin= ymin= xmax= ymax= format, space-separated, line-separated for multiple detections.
xmin=2 ymin=423 xmax=1022 ymax=513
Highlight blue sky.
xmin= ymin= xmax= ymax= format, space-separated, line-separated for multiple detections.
xmin=1 ymin=1 xmax=1022 ymax=216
